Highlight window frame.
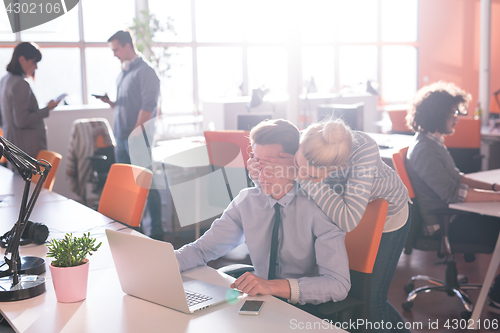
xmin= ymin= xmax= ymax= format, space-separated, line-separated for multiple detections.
xmin=0 ymin=0 xmax=419 ymax=115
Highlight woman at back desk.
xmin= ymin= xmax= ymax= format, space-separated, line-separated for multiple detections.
xmin=0 ymin=42 xmax=60 ymax=159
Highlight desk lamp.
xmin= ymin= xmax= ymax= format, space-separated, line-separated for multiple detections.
xmin=0 ymin=136 xmax=50 ymax=301
xmin=247 ymin=86 xmax=269 ymax=112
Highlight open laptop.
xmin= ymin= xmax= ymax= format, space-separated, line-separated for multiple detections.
xmin=105 ymin=229 xmax=240 ymax=313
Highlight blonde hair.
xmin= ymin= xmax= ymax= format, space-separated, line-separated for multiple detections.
xmin=300 ymin=119 xmax=353 ymax=167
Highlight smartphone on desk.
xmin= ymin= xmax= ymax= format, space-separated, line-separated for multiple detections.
xmin=238 ymin=300 xmax=264 ymax=315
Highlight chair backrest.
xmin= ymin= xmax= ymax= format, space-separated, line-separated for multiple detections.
xmin=444 ymin=116 xmax=481 ymax=149
xmin=203 ymin=131 xmax=251 ymax=168
xmin=387 ymin=109 xmax=412 ymax=134
xmin=98 ymin=163 xmax=153 ymax=227
xmin=32 ymin=150 xmax=62 ymax=191
xmin=345 ymin=198 xmax=388 ymax=274
xmin=391 ymin=147 xmax=415 ymax=199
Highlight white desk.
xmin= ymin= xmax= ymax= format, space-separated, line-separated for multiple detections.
xmin=449 ymin=169 xmax=500 ymax=329
xmin=0 ymin=199 xmax=128 ymax=276
xmin=0 ymin=167 xmax=68 ymax=208
xmin=0 ymin=196 xmax=345 ymax=332
xmin=0 ymin=265 xmax=342 ymax=333
xmin=366 ymin=132 xmax=415 ymax=168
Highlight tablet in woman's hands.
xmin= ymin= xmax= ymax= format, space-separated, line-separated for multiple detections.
xmin=54 ymin=93 xmax=67 ymax=103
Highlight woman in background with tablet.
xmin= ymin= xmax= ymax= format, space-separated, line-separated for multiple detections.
xmin=0 ymin=42 xmax=61 ymax=158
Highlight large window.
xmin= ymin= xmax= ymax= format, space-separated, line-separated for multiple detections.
xmin=0 ymin=0 xmax=418 ymax=114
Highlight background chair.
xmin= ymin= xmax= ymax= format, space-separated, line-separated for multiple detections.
xmin=86 ymin=134 xmax=115 ymax=196
xmin=66 ymin=118 xmax=115 ymax=204
xmin=392 ymin=147 xmax=494 ymax=318
xmin=219 ymin=199 xmax=388 ymax=332
xmin=444 ymin=117 xmax=482 ymax=173
xmin=386 ymin=108 xmax=413 ymax=134
xmin=203 ymin=130 xmax=252 ymax=201
xmin=97 ymin=163 xmax=152 ymax=228
xmin=32 ymin=150 xmax=62 ymax=191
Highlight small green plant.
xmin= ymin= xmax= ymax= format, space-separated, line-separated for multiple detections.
xmin=47 ymin=233 xmax=102 ymax=268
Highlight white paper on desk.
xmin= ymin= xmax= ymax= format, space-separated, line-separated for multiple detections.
xmin=54 ymin=93 xmax=67 ymax=103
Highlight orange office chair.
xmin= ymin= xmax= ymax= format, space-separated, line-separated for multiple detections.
xmin=97 ymin=163 xmax=153 ymax=228
xmin=392 ymin=147 xmax=491 ymax=317
xmin=443 ymin=117 xmax=482 ymax=173
xmin=203 ymin=130 xmax=251 ymax=201
xmin=317 ymin=199 xmax=388 ymax=330
xmin=387 ymin=109 xmax=413 ymax=134
xmin=32 ymin=150 xmax=62 ymax=191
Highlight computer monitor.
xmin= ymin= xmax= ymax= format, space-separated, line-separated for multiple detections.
xmin=317 ymin=103 xmax=364 ymax=130
xmin=237 ymin=114 xmax=273 ymax=131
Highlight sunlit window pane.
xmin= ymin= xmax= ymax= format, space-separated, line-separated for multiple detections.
xmin=83 ymin=0 xmax=135 ymax=42
xmin=381 ymin=0 xmax=418 ymax=42
xmin=339 ymin=46 xmax=377 ymax=88
xmin=85 ymin=48 xmax=119 ymax=104
xmin=245 ymin=0 xmax=289 ymax=43
xmin=30 ymin=48 xmax=82 ymax=106
xmin=248 ymin=47 xmax=287 ymax=95
xmin=21 ymin=6 xmax=79 ymax=42
xmin=195 ymin=0 xmax=243 ymax=42
xmin=0 ymin=8 xmax=15 ymax=41
xmin=338 ymin=0 xmax=377 ymax=43
xmin=299 ymin=0 xmax=336 ymax=43
xmin=0 ymin=47 xmax=14 ymax=79
xmin=85 ymin=47 xmax=121 ymax=104
xmin=149 ymin=0 xmax=191 ymax=42
xmin=156 ymin=47 xmax=194 ymax=113
xmin=382 ymin=46 xmax=417 ymax=103
xmin=197 ymin=47 xmax=243 ymax=102
xmin=302 ymin=46 xmax=335 ymax=93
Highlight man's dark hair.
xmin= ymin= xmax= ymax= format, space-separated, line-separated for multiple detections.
xmin=406 ymin=81 xmax=471 ymax=133
xmin=6 ymin=42 xmax=42 ymax=76
xmin=108 ymin=29 xmax=136 ymax=50
xmin=250 ymin=119 xmax=300 ymax=155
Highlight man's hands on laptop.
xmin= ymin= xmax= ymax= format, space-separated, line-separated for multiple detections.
xmin=230 ymin=272 xmax=291 ymax=299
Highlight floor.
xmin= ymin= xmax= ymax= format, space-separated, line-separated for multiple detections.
xmin=166 ymin=230 xmax=500 ymax=332
xmin=389 ymin=250 xmax=500 ymax=333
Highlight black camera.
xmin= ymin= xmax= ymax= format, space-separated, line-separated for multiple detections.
xmin=0 ymin=221 xmax=49 ymax=248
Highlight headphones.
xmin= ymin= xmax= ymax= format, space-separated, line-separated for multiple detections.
xmin=0 ymin=221 xmax=49 ymax=248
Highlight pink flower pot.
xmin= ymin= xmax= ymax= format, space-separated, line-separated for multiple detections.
xmin=49 ymin=260 xmax=90 ymax=303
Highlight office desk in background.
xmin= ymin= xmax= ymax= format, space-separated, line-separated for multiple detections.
xmin=366 ymin=132 xmax=414 ymax=168
xmin=0 ymin=166 xmax=340 ymax=332
xmin=449 ymin=169 xmax=500 ymax=329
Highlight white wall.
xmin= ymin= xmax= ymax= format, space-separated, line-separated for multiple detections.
xmin=45 ymin=105 xmax=114 ymax=201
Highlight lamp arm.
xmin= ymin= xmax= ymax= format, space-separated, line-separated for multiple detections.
xmin=0 ymin=136 xmax=50 ymax=284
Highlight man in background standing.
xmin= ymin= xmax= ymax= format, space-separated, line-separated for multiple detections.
xmin=96 ymin=29 xmax=163 ymax=240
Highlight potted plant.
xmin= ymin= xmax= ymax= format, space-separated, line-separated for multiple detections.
xmin=46 ymin=232 xmax=102 ymax=303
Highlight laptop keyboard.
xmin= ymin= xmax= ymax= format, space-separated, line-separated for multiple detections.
xmin=185 ymin=290 xmax=213 ymax=307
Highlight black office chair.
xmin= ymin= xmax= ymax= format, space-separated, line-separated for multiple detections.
xmin=87 ymin=145 xmax=115 ymax=195
xmin=392 ymin=148 xmax=495 ymax=319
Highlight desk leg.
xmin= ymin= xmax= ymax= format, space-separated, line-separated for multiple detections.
xmin=471 ymin=233 xmax=500 ymax=329
xmin=195 ymin=176 xmax=200 ymax=240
